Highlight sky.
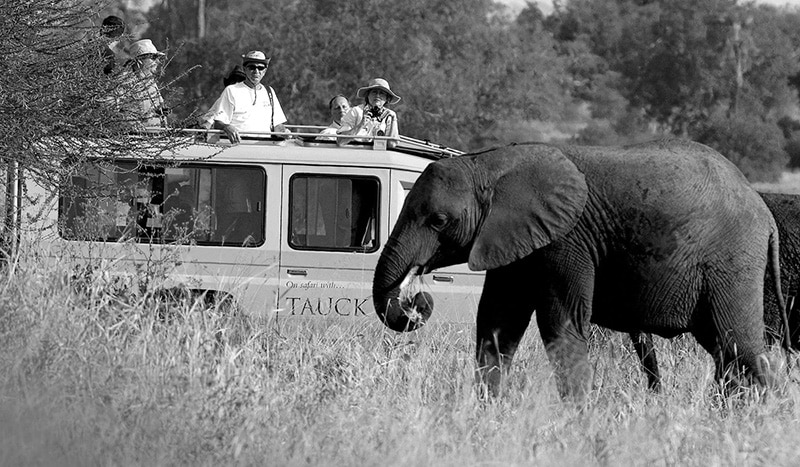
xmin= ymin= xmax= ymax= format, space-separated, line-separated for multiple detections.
xmin=503 ymin=0 xmax=800 ymax=15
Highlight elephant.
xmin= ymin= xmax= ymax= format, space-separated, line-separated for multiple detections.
xmin=372 ymin=139 xmax=787 ymax=400
xmin=761 ymin=192 xmax=800 ymax=348
xmin=631 ymin=191 xmax=798 ymax=392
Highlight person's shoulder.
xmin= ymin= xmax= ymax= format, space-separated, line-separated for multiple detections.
xmin=117 ymin=68 xmax=136 ymax=82
xmin=221 ymin=82 xmax=247 ymax=96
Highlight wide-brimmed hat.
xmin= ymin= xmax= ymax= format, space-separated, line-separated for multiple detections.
xmin=127 ymin=39 xmax=164 ymax=58
xmin=356 ymin=78 xmax=401 ymax=104
xmin=241 ymin=50 xmax=271 ymax=66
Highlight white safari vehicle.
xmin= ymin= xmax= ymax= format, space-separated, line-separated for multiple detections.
xmin=19 ymin=127 xmax=484 ymax=323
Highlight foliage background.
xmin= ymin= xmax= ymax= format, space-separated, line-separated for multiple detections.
xmin=5 ymin=0 xmax=800 ymax=181
xmin=123 ymin=0 xmax=800 ymax=181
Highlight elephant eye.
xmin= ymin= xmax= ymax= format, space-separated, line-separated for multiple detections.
xmin=429 ymin=213 xmax=449 ymax=231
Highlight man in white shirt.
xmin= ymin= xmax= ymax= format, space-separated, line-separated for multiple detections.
xmin=212 ymin=50 xmax=288 ymax=143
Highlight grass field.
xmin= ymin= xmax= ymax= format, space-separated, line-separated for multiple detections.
xmin=3 ymin=251 xmax=800 ymax=466
xmin=5 ymin=171 xmax=800 ymax=466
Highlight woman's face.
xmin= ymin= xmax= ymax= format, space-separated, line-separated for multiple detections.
xmin=367 ymin=89 xmax=389 ymax=108
xmin=137 ymin=54 xmax=160 ymax=75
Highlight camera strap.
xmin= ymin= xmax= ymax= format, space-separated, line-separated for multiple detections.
xmin=267 ymin=86 xmax=275 ymax=131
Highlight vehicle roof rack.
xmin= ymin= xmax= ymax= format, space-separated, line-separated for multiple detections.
xmin=142 ymin=126 xmax=465 ymax=160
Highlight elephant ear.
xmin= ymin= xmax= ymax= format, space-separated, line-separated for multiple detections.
xmin=468 ymin=145 xmax=588 ymax=271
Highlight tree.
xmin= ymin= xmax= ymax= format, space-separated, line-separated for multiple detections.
xmin=549 ymin=0 xmax=799 ymax=179
xmin=145 ymin=0 xmax=533 ymax=149
xmin=697 ymin=110 xmax=788 ymax=182
xmin=0 ymin=0 xmax=186 ymax=252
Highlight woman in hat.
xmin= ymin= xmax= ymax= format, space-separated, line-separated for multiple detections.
xmin=337 ymin=78 xmax=400 ymax=148
xmin=119 ymin=39 xmax=166 ymax=127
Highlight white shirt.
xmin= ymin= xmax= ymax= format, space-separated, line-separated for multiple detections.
xmin=212 ymin=82 xmax=287 ymax=132
xmin=339 ymin=104 xmax=398 ymax=141
xmin=118 ymin=70 xmax=164 ymax=127
xmin=316 ymin=121 xmax=342 ymax=141
xmin=199 ymin=96 xmax=222 ymax=129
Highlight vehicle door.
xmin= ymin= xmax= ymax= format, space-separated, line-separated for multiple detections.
xmin=278 ymin=165 xmax=388 ymax=320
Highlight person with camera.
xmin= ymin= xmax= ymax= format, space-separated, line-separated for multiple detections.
xmin=337 ymin=78 xmax=400 ymax=149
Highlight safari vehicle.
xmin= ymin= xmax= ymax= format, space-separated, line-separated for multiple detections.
xmin=18 ymin=127 xmax=484 ymax=323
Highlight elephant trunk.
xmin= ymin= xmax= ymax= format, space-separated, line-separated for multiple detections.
xmin=373 ymin=239 xmax=433 ymax=332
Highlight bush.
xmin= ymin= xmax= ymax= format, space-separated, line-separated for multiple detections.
xmin=695 ymin=112 xmax=788 ymax=183
xmin=575 ymin=122 xmax=620 ymax=146
xmin=785 ymin=134 xmax=800 ymax=170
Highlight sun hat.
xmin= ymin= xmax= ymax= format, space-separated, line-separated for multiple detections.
xmin=241 ymin=50 xmax=271 ymax=66
xmin=356 ymin=78 xmax=401 ymax=104
xmin=127 ymin=39 xmax=164 ymax=58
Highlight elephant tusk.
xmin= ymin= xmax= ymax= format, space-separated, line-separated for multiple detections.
xmin=398 ymin=266 xmax=422 ymax=291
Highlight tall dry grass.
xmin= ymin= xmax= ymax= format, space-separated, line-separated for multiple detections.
xmin=2 ymin=252 xmax=800 ymax=466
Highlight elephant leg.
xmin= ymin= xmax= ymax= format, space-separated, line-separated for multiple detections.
xmin=535 ymin=293 xmax=592 ymax=399
xmin=475 ymin=269 xmax=536 ymax=398
xmin=537 ymin=321 xmax=591 ymax=401
xmin=629 ymin=332 xmax=661 ymax=392
xmin=531 ymin=260 xmax=594 ymax=401
xmin=693 ymin=284 xmax=780 ymax=390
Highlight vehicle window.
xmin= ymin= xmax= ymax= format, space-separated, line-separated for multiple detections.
xmin=59 ymin=161 xmax=266 ymax=247
xmin=289 ymin=175 xmax=379 ymax=252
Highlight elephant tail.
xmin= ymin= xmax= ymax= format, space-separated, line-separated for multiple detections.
xmin=770 ymin=227 xmax=792 ymax=355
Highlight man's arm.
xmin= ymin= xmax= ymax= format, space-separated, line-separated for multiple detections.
xmin=213 ymin=120 xmax=240 ymax=144
xmin=336 ymin=106 xmax=362 ymax=147
xmin=213 ymin=89 xmax=240 ymax=143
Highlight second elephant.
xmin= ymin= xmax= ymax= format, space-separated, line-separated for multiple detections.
xmin=633 ymin=191 xmax=796 ymax=391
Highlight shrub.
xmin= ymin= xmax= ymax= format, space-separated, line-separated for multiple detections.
xmin=785 ymin=133 xmax=800 ymax=170
xmin=575 ymin=122 xmax=620 ymax=146
xmin=695 ymin=112 xmax=788 ymax=183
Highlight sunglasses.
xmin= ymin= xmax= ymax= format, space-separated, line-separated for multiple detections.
xmin=246 ymin=64 xmax=267 ymax=71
